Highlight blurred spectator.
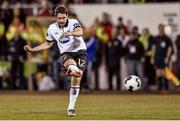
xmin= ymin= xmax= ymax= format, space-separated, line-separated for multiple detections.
xmin=48 ymin=41 xmax=63 ymax=89
xmin=93 ymin=37 xmax=103 ymax=90
xmin=0 ymin=19 xmax=6 ymax=89
xmin=5 ymin=17 xmax=26 ymax=89
xmin=132 ymin=26 xmax=140 ymax=38
xmin=85 ymin=36 xmax=98 ymax=90
xmin=79 ymin=17 xmax=99 ymax=91
xmin=116 ymin=17 xmax=128 ymax=36
xmin=27 ymin=20 xmax=49 ymax=74
xmin=38 ymin=0 xmax=53 ymax=16
xmin=0 ymin=19 xmax=7 ymax=60
xmin=116 ymin=27 xmax=130 ymax=88
xmin=0 ymin=0 xmax=13 ymax=32
xmin=95 ymin=13 xmax=113 ymax=89
xmin=139 ymin=28 xmax=155 ymax=90
xmin=97 ymin=12 xmax=113 ymax=44
xmin=124 ymin=32 xmax=145 ymax=83
xmin=6 ymin=17 xmax=24 ymax=41
xmin=151 ymin=24 xmax=173 ymax=92
xmin=105 ymin=35 xmax=123 ymax=90
xmin=117 ymin=27 xmax=130 ymax=47
xmin=126 ymin=19 xmax=133 ymax=34
xmin=7 ymin=26 xmax=27 ymax=90
xmin=13 ymin=2 xmax=26 ymax=24
xmin=0 ymin=64 xmax=10 ymax=89
xmin=101 ymin=12 xmax=113 ymax=41
xmin=82 ymin=17 xmax=101 ymax=90
xmin=175 ymin=34 xmax=180 ymax=79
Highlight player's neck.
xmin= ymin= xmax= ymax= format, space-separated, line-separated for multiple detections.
xmin=58 ymin=19 xmax=69 ymax=28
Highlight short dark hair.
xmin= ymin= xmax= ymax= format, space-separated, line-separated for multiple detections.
xmin=54 ymin=5 xmax=68 ymax=16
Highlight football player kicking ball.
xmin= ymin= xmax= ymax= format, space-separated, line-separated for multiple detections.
xmin=24 ymin=6 xmax=87 ymax=117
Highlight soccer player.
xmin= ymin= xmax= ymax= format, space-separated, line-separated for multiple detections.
xmin=24 ymin=6 xmax=87 ymax=117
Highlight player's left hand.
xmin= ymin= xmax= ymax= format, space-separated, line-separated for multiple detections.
xmin=60 ymin=32 xmax=72 ymax=38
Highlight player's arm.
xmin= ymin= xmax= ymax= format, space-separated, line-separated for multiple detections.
xmin=60 ymin=27 xmax=83 ymax=38
xmin=24 ymin=40 xmax=54 ymax=52
xmin=71 ymin=27 xmax=83 ymax=37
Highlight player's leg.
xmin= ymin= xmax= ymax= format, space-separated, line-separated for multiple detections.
xmin=60 ymin=53 xmax=81 ymax=116
xmin=67 ymin=71 xmax=83 ymax=117
xmin=67 ymin=51 xmax=87 ymax=117
xmin=60 ymin=53 xmax=81 ymax=78
xmin=66 ymin=59 xmax=83 ymax=113
xmin=61 ymin=53 xmax=87 ymax=116
xmin=64 ymin=59 xmax=81 ymax=77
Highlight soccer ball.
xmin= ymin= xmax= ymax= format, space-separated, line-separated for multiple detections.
xmin=124 ymin=75 xmax=141 ymax=92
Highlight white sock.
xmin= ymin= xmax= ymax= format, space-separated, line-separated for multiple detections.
xmin=68 ymin=86 xmax=80 ymax=110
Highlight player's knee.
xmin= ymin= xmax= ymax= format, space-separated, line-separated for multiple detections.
xmin=64 ymin=59 xmax=77 ymax=68
xmin=66 ymin=64 xmax=83 ymax=78
xmin=68 ymin=65 xmax=79 ymax=72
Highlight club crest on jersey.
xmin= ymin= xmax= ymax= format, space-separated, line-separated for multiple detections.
xmin=59 ymin=37 xmax=70 ymax=44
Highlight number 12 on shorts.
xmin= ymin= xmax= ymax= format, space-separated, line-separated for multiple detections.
xmin=78 ymin=58 xmax=85 ymax=68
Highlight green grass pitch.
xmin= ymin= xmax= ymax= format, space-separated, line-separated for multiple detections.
xmin=0 ymin=92 xmax=180 ymax=120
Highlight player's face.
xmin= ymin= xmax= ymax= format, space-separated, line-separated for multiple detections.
xmin=56 ymin=13 xmax=68 ymax=27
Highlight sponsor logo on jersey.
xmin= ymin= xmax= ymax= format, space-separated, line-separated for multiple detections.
xmin=59 ymin=37 xmax=70 ymax=44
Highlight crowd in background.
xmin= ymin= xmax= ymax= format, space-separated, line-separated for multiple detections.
xmin=0 ymin=0 xmax=180 ymax=92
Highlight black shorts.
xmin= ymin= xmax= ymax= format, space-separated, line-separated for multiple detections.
xmin=154 ymin=57 xmax=166 ymax=69
xmin=59 ymin=50 xmax=87 ymax=71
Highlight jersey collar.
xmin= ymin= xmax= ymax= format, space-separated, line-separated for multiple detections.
xmin=58 ymin=19 xmax=69 ymax=28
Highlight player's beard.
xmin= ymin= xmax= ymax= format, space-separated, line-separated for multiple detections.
xmin=56 ymin=21 xmax=65 ymax=27
xmin=59 ymin=23 xmax=65 ymax=27
xmin=57 ymin=19 xmax=67 ymax=27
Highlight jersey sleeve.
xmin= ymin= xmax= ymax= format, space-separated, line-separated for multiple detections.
xmin=46 ymin=27 xmax=54 ymax=42
xmin=72 ymin=19 xmax=81 ymax=30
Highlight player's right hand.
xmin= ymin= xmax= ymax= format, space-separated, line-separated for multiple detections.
xmin=24 ymin=45 xmax=33 ymax=52
xmin=60 ymin=32 xmax=72 ymax=38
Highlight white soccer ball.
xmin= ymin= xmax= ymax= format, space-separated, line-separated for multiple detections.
xmin=124 ymin=75 xmax=141 ymax=92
